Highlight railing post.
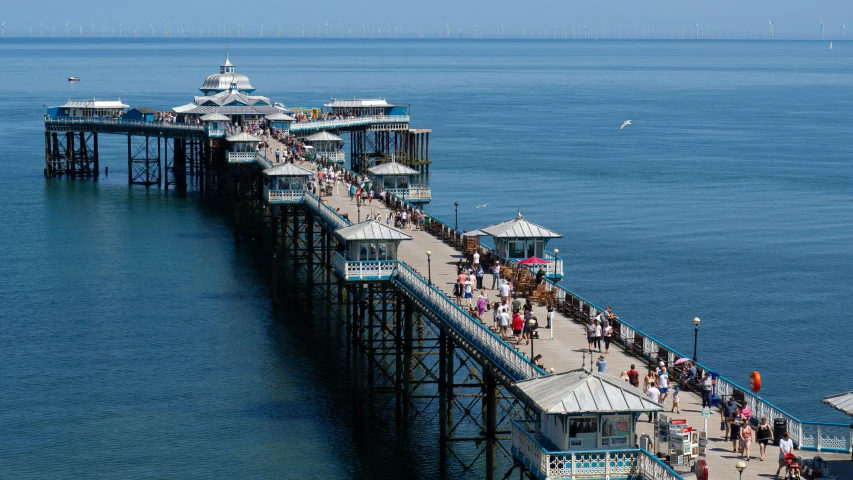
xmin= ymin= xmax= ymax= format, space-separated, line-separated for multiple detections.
xmin=817 ymin=425 xmax=822 ymax=452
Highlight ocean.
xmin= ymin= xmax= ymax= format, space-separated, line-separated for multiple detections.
xmin=0 ymin=37 xmax=851 ymax=477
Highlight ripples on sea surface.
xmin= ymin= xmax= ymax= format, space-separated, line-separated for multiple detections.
xmin=0 ymin=38 xmax=851 ymax=477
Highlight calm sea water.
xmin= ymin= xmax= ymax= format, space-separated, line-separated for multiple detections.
xmin=1 ymin=38 xmax=852 ymax=476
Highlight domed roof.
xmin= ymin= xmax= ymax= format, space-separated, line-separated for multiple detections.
xmin=199 ymin=48 xmax=256 ymax=95
xmin=200 ymin=72 xmax=255 ymax=95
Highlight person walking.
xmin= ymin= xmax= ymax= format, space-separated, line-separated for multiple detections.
xmin=775 ymin=432 xmax=794 ymax=477
xmin=491 ymin=262 xmax=501 ymax=289
xmin=646 ymin=384 xmax=661 ymax=422
xmin=658 ymin=365 xmax=670 ymax=403
xmin=453 ymin=280 xmax=464 ymax=305
xmin=463 ymin=277 xmax=473 ymax=307
xmin=476 ymin=290 xmax=488 ymax=319
xmin=602 ymin=321 xmax=612 ymax=353
xmin=585 ymin=317 xmax=596 ymax=353
xmin=498 ymin=305 xmax=510 ymax=339
xmin=472 ymin=250 xmax=480 ymax=268
xmin=475 ymin=264 xmax=485 ymax=290
xmin=511 ymin=312 xmax=524 ymax=344
xmin=755 ymin=416 xmax=774 ymax=461
xmin=722 ymin=397 xmax=738 ymax=439
xmin=739 ymin=415 xmax=753 ymax=460
xmin=643 ymin=369 xmax=657 ymax=393
xmin=671 ymin=387 xmax=681 ymax=414
xmin=729 ymin=407 xmax=742 ymax=453
xmin=546 ymin=303 xmax=554 ymax=329
xmin=699 ymin=373 xmax=714 ymax=409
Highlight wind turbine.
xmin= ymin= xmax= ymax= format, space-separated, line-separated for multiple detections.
xmin=150 ymin=22 xmax=154 ymax=37
xmin=118 ymin=22 xmax=123 ymax=37
xmin=842 ymin=24 xmax=847 ymax=41
xmin=52 ymin=25 xmax=56 ymax=37
xmin=821 ymin=20 xmax=825 ymax=41
xmin=135 ymin=25 xmax=139 ymax=37
xmin=65 ymin=22 xmax=69 ymax=37
xmin=40 ymin=22 xmax=43 ymax=37
xmin=259 ymin=24 xmax=263 ymax=37
xmin=78 ymin=24 xmax=82 ymax=37
xmin=694 ymin=21 xmax=699 ymax=39
xmin=0 ymin=21 xmax=4 ymax=37
xmin=768 ymin=20 xmax=774 ymax=40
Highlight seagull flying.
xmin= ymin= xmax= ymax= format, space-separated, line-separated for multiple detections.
xmin=620 ymin=120 xmax=632 ymax=130
xmin=475 ymin=203 xmax=490 ymax=208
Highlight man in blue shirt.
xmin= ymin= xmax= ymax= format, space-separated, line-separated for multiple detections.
xmin=596 ymin=355 xmax=607 ymax=373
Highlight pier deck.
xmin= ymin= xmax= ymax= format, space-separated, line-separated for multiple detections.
xmin=304 ymin=163 xmax=853 ymax=480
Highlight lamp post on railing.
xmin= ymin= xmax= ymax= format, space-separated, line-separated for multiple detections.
xmin=693 ymin=317 xmax=701 ymax=363
xmin=553 ymin=248 xmax=559 ymax=277
xmin=735 ymin=460 xmax=746 ymax=480
xmin=426 ymin=250 xmax=432 ymax=285
xmin=454 ymin=202 xmax=459 ymax=231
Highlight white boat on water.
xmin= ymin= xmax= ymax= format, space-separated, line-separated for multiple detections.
xmin=68 ymin=76 xmax=80 ymax=82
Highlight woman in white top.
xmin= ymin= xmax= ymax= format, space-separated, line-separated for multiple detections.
xmin=603 ymin=322 xmax=613 ymax=354
xmin=593 ymin=319 xmax=602 ymax=352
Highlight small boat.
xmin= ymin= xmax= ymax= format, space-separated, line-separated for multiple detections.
xmin=68 ymin=76 xmax=81 ymax=82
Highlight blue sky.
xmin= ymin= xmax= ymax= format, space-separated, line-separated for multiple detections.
xmin=1 ymin=0 xmax=851 ymax=39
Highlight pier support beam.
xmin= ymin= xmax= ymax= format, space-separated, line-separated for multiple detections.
xmin=484 ymin=369 xmax=498 ymax=480
xmin=128 ymin=134 xmax=161 ymax=186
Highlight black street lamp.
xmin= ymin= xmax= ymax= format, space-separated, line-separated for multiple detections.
xmin=426 ymin=250 xmax=432 ymax=285
xmin=454 ymin=201 xmax=459 ymax=231
xmin=692 ymin=317 xmax=701 ymax=363
xmin=357 ymin=197 xmax=362 ymax=222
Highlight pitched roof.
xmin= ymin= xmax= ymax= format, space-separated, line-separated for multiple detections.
xmin=324 ymin=98 xmax=390 ymax=108
xmin=128 ymin=107 xmax=157 ymax=114
xmin=479 ymin=212 xmax=562 ymax=239
xmin=335 ymin=221 xmax=412 ymax=241
xmin=56 ymin=99 xmax=129 ymax=109
xmin=304 ymin=131 xmax=343 ymax=142
xmin=200 ymin=113 xmax=229 ymax=121
xmin=514 ymin=369 xmax=663 ymax=415
xmin=823 ymin=391 xmax=853 ymax=417
xmin=368 ymin=162 xmax=419 ymax=176
xmin=263 ymin=163 xmax=314 ymax=177
xmin=226 ymin=132 xmax=262 ymax=142
xmin=266 ymin=112 xmax=295 ymax=121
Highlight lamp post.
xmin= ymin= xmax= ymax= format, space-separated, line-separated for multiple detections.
xmin=735 ymin=460 xmax=746 ymax=480
xmin=552 ymin=248 xmax=559 ymax=278
xmin=426 ymin=250 xmax=432 ymax=285
xmin=692 ymin=317 xmax=701 ymax=363
xmin=454 ymin=201 xmax=459 ymax=231
xmin=529 ymin=319 xmax=536 ymax=359
xmin=357 ymin=197 xmax=362 ymax=222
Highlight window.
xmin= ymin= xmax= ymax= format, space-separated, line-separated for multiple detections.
xmin=509 ymin=241 xmax=525 ymax=259
xmin=568 ymin=416 xmax=598 ymax=449
xmin=601 ymin=415 xmax=631 ymax=448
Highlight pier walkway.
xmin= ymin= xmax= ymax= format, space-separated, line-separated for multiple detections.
xmin=288 ymin=157 xmax=853 ymax=480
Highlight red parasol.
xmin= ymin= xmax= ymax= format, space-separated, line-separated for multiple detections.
xmin=516 ymin=257 xmax=552 ymax=266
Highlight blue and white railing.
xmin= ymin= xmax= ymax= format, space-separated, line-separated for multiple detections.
xmin=334 ymin=253 xmax=398 ymax=281
xmin=263 ymin=187 xmax=305 ymax=205
xmin=304 ymin=192 xmax=351 ymax=230
xmin=543 ymin=278 xmax=853 ymax=454
xmin=393 ymin=262 xmax=545 ymax=382
xmin=511 ymin=421 xmax=682 ymax=480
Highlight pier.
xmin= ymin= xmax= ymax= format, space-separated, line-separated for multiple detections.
xmin=41 ymin=53 xmax=853 ymax=480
